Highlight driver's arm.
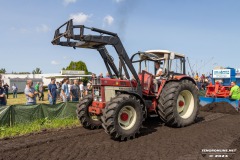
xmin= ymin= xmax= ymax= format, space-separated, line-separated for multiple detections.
xmin=155 ymin=69 xmax=163 ymax=77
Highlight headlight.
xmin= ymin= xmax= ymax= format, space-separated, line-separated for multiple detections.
xmin=94 ymin=97 xmax=97 ymax=101
xmin=98 ymin=97 xmax=102 ymax=102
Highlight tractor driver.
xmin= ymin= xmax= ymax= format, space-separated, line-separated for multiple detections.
xmin=153 ymin=61 xmax=163 ymax=92
xmin=154 ymin=61 xmax=163 ymax=80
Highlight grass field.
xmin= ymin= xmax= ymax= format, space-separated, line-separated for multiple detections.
xmin=0 ymin=117 xmax=80 ymax=139
xmin=6 ymin=91 xmax=63 ymax=105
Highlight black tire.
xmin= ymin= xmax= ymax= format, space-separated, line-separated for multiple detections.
xmin=76 ymin=95 xmax=102 ymax=129
xmin=101 ymin=94 xmax=145 ymax=140
xmin=158 ymin=80 xmax=199 ymax=127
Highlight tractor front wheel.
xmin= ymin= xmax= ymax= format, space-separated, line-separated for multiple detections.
xmin=101 ymin=94 xmax=145 ymax=140
xmin=76 ymin=95 xmax=102 ymax=129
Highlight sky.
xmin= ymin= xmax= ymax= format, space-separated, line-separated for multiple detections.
xmin=1 ymin=0 xmax=240 ymax=76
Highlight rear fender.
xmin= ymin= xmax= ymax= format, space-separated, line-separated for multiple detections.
xmin=157 ymin=76 xmax=196 ymax=99
xmin=170 ymin=75 xmax=196 ymax=85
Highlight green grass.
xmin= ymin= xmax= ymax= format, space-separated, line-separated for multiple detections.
xmin=0 ymin=117 xmax=80 ymax=139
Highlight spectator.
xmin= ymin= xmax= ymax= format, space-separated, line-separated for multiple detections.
xmin=3 ymin=83 xmax=9 ymax=99
xmin=12 ymin=83 xmax=18 ymax=98
xmin=0 ymin=82 xmax=6 ymax=106
xmin=79 ymin=81 xmax=84 ymax=99
xmin=105 ymin=72 xmax=111 ymax=78
xmin=24 ymin=80 xmax=38 ymax=105
xmin=208 ymin=74 xmax=213 ymax=83
xmin=35 ymin=82 xmax=40 ymax=99
xmin=0 ymin=75 xmax=4 ymax=85
xmin=68 ymin=80 xmax=73 ymax=101
xmin=61 ymin=77 xmax=70 ymax=102
xmin=71 ymin=79 xmax=80 ymax=102
xmin=86 ymin=82 xmax=92 ymax=95
xmin=56 ymin=82 xmax=61 ymax=100
xmin=200 ymin=74 xmax=206 ymax=90
xmin=197 ymin=77 xmax=202 ymax=90
xmin=39 ymin=82 xmax=44 ymax=101
xmin=194 ymin=73 xmax=199 ymax=81
xmin=99 ymin=73 xmax=103 ymax=78
xmin=48 ymin=78 xmax=57 ymax=105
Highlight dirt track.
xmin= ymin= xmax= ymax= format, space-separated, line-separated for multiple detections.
xmin=0 ymin=111 xmax=240 ymax=160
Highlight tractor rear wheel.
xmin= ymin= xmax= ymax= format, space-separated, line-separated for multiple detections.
xmin=101 ymin=94 xmax=145 ymax=140
xmin=76 ymin=95 xmax=102 ymax=129
xmin=158 ymin=80 xmax=199 ymax=127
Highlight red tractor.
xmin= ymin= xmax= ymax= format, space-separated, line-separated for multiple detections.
xmin=52 ymin=20 xmax=199 ymax=140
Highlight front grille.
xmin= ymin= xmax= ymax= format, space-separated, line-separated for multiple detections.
xmin=93 ymin=86 xmax=101 ymax=97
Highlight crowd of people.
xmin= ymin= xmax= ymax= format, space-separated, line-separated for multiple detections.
xmin=24 ymin=77 xmax=93 ymax=105
xmin=0 ymin=82 xmax=19 ymax=106
xmin=194 ymin=73 xmax=212 ymax=90
xmin=0 ymin=76 xmax=94 ymax=106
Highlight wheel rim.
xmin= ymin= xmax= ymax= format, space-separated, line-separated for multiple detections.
xmin=118 ymin=105 xmax=137 ymax=130
xmin=177 ymin=90 xmax=194 ymax=119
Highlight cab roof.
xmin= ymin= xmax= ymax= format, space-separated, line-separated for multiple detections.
xmin=144 ymin=50 xmax=185 ymax=58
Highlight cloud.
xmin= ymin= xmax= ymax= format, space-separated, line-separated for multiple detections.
xmin=51 ymin=60 xmax=60 ymax=65
xmin=63 ymin=0 xmax=77 ymax=5
xmin=103 ymin=15 xmax=114 ymax=26
xmin=36 ymin=24 xmax=50 ymax=33
xmin=69 ymin=12 xmax=91 ymax=24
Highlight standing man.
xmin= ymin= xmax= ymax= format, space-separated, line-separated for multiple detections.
xmin=68 ymin=80 xmax=73 ymax=101
xmin=208 ymin=74 xmax=213 ymax=84
xmin=3 ymin=83 xmax=9 ymax=99
xmin=0 ymin=75 xmax=3 ymax=85
xmin=71 ymin=79 xmax=80 ymax=102
xmin=24 ymin=80 xmax=38 ymax=105
xmin=79 ymin=81 xmax=84 ymax=99
xmin=86 ymin=82 xmax=92 ymax=95
xmin=105 ymin=72 xmax=111 ymax=78
xmin=56 ymin=82 xmax=60 ymax=100
xmin=48 ymin=78 xmax=57 ymax=105
xmin=0 ymin=82 xmax=6 ymax=106
xmin=35 ymin=82 xmax=40 ymax=99
xmin=12 ymin=83 xmax=18 ymax=98
xmin=229 ymin=81 xmax=240 ymax=100
xmin=61 ymin=77 xmax=70 ymax=102
xmin=99 ymin=73 xmax=103 ymax=78
xmin=39 ymin=82 xmax=44 ymax=101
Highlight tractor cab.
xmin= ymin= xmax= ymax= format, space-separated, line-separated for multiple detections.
xmin=131 ymin=50 xmax=187 ymax=96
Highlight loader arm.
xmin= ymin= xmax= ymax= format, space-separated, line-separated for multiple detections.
xmin=51 ymin=19 xmax=142 ymax=96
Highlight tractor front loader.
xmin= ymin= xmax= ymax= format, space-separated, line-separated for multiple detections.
xmin=52 ymin=19 xmax=199 ymax=141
